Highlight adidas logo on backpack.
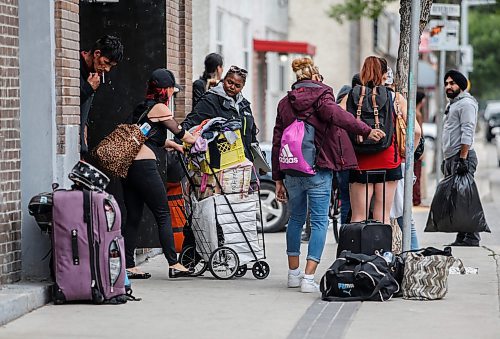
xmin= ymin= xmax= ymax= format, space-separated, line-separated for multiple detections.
xmin=279 ymin=144 xmax=298 ymax=164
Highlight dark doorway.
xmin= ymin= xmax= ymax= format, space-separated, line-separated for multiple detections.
xmin=80 ymin=0 xmax=167 ymax=248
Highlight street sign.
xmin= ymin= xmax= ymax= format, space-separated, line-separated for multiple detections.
xmin=467 ymin=0 xmax=496 ymax=5
xmin=431 ymin=3 xmax=461 ymax=17
xmin=428 ymin=19 xmax=460 ymax=51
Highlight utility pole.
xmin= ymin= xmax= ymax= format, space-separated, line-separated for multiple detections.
xmin=402 ymin=0 xmax=421 ymax=252
xmin=460 ymin=0 xmax=497 ymax=78
xmin=461 ymin=0 xmax=469 ymax=78
xmin=428 ymin=3 xmax=461 ymax=184
xmin=435 ymin=14 xmax=447 ymax=184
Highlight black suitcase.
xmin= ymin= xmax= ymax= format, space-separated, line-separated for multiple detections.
xmin=337 ymin=171 xmax=392 ymax=257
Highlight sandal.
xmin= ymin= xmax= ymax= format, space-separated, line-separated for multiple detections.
xmin=125 ymin=287 xmax=142 ymax=301
xmin=126 ymin=270 xmax=151 ymax=279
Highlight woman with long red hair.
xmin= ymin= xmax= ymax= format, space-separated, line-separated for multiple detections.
xmin=346 ymin=56 xmax=402 ymax=224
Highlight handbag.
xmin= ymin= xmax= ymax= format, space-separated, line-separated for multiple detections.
xmin=394 ymin=93 xmax=407 ymax=158
xmin=390 ymin=218 xmax=402 ymax=254
xmin=92 ymin=106 xmax=154 ymax=178
xmin=402 ymin=246 xmax=465 ymax=300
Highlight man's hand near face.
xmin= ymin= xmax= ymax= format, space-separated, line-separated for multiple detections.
xmin=87 ymin=72 xmax=100 ymax=91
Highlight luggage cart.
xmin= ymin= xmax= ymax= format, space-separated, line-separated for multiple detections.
xmin=178 ymin=135 xmax=269 ymax=280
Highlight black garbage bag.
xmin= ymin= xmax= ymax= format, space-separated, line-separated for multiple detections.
xmin=425 ymin=172 xmax=490 ymax=233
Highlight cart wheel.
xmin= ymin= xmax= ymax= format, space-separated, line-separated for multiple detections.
xmin=208 ymin=247 xmax=239 ymax=280
xmin=179 ymin=246 xmax=207 ymax=277
xmin=252 ymin=261 xmax=270 ymax=280
xmin=234 ymin=265 xmax=248 ymax=278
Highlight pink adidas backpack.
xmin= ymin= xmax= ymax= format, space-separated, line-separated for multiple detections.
xmin=279 ymin=105 xmax=326 ymax=176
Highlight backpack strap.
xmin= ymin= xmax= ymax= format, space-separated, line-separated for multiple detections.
xmin=372 ymin=86 xmax=380 ymax=129
xmin=356 ymin=86 xmax=366 ymax=143
xmin=388 ymin=91 xmax=399 ymax=162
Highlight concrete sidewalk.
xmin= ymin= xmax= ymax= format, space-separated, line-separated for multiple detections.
xmin=1 ymin=142 xmax=499 ymax=338
xmin=343 ymin=207 xmax=500 ymax=339
xmin=0 ymin=232 xmax=337 ymax=339
xmin=1 ymin=200 xmax=498 ymax=339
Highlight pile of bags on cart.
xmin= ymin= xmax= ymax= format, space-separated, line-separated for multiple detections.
xmin=320 ymin=216 xmax=467 ymax=302
xmin=181 ymin=117 xmax=267 ymax=276
xmin=28 ymin=161 xmax=140 ymax=305
xmin=184 ymin=117 xmax=256 ymax=200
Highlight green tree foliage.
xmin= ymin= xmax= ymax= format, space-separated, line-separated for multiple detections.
xmin=468 ymin=8 xmax=500 ymax=101
xmin=328 ymin=0 xmax=434 ymax=95
xmin=328 ymin=0 xmax=396 ymax=23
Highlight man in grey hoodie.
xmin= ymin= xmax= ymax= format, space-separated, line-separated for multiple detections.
xmin=442 ymin=69 xmax=480 ymax=246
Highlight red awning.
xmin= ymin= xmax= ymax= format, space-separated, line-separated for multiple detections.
xmin=253 ymin=39 xmax=316 ymax=56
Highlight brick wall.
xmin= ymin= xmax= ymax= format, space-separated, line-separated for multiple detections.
xmin=167 ymin=0 xmax=193 ymax=119
xmin=0 ymin=0 xmax=21 ymax=284
xmin=54 ymin=0 xmax=80 ymax=155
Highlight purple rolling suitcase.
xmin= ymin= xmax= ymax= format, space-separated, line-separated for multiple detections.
xmin=51 ymin=188 xmax=126 ymax=304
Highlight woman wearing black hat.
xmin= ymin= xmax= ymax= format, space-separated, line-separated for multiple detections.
xmin=123 ymin=68 xmax=198 ymax=279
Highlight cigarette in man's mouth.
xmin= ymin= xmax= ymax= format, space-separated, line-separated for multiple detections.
xmin=101 ymin=73 xmax=105 ymax=84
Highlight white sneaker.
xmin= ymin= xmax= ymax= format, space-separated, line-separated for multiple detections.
xmin=287 ymin=272 xmax=304 ymax=288
xmin=300 ymin=278 xmax=320 ymax=293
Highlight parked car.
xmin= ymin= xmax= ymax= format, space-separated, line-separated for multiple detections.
xmin=484 ymin=102 xmax=500 ymax=142
xmin=493 ymin=127 xmax=500 ymax=167
xmin=486 ymin=113 xmax=500 ymax=143
xmin=257 ymin=142 xmax=289 ymax=232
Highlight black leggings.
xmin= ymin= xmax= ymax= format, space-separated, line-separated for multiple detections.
xmin=122 ymin=159 xmax=177 ymax=267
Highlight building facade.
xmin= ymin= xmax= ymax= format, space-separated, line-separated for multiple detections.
xmin=0 ymin=0 xmax=193 ymax=284
xmin=0 ymin=0 xmax=22 ymax=285
xmin=192 ymin=0 xmax=292 ymax=141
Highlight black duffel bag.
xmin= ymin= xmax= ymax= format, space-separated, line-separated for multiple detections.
xmin=320 ymin=251 xmax=400 ymax=302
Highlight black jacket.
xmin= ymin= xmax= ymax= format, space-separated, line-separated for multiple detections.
xmin=192 ymin=78 xmax=207 ymax=108
xmin=80 ymin=53 xmax=95 ymax=155
xmin=182 ymin=90 xmax=258 ymax=162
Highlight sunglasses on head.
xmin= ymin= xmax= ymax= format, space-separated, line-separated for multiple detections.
xmin=229 ymin=65 xmax=248 ymax=76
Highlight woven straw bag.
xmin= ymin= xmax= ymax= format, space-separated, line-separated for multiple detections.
xmin=402 ymin=248 xmax=465 ymax=300
xmin=390 ymin=218 xmax=402 ymax=254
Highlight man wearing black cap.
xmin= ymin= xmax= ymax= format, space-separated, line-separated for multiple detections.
xmin=442 ymin=69 xmax=480 ymax=246
xmin=80 ymin=35 xmax=123 ymax=158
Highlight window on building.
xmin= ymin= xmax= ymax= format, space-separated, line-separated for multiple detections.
xmin=216 ymin=10 xmax=224 ymax=55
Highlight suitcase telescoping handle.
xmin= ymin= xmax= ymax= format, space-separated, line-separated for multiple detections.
xmin=364 ymin=170 xmax=386 ymax=223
